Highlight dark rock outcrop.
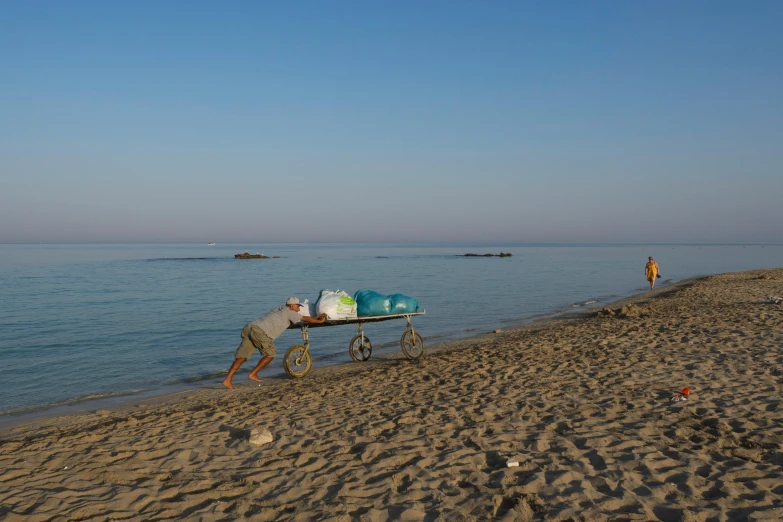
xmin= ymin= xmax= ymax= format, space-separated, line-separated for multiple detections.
xmin=235 ymin=252 xmax=269 ymax=259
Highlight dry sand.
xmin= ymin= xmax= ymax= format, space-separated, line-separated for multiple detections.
xmin=1 ymin=268 xmax=782 ymax=521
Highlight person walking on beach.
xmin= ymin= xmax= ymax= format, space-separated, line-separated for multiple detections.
xmin=223 ymin=297 xmax=326 ymax=390
xmin=645 ymin=256 xmax=660 ymax=291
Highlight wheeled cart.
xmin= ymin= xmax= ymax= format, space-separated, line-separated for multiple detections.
xmin=283 ymin=311 xmax=426 ymax=378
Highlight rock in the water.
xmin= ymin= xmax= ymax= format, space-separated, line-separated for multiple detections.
xmin=249 ymin=428 xmax=273 ymax=446
xmin=493 ymin=329 xmax=503 ymax=334
xmin=235 ymin=252 xmax=269 ymax=259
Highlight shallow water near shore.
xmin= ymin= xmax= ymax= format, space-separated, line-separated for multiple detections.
xmin=1 ymin=242 xmax=781 ymax=418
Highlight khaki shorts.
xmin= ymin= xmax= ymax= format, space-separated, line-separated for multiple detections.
xmin=235 ymin=324 xmax=277 ymax=359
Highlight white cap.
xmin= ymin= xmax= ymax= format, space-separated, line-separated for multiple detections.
xmin=286 ymin=297 xmax=302 ymax=306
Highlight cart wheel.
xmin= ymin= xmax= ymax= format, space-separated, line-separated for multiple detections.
xmin=283 ymin=345 xmax=312 ymax=378
xmin=400 ymin=331 xmax=424 ymax=359
xmin=349 ymin=335 xmax=372 ymax=362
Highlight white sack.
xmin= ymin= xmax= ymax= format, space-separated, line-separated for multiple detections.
xmin=316 ymin=289 xmax=358 ymax=320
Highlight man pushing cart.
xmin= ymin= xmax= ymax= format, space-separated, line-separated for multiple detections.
xmin=222 ymin=297 xmax=327 ymax=389
xmin=223 ymin=291 xmax=425 ymax=386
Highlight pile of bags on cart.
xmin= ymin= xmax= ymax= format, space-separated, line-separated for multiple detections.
xmin=299 ymin=289 xmax=419 ymax=320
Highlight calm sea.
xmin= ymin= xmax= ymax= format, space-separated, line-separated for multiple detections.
xmin=1 ymin=242 xmax=781 ymax=418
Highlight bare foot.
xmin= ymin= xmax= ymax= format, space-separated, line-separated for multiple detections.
xmin=248 ymin=374 xmax=263 ymax=384
xmin=222 ymin=378 xmax=235 ymax=390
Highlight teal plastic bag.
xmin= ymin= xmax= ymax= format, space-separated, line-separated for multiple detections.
xmin=354 ymin=290 xmax=392 ymax=317
xmin=389 ymin=294 xmax=419 ymax=314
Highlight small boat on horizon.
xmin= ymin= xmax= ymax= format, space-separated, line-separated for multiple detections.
xmin=208 ymin=242 xmax=216 ymax=246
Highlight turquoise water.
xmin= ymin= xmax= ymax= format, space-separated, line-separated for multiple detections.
xmin=1 ymin=242 xmax=781 ymax=416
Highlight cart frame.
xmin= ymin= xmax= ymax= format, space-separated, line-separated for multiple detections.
xmin=282 ymin=311 xmax=426 ymax=379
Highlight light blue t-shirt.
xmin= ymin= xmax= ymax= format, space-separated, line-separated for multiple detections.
xmin=250 ymin=306 xmax=302 ymax=340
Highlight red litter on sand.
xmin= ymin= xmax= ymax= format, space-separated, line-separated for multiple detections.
xmin=671 ymin=387 xmax=691 ymax=403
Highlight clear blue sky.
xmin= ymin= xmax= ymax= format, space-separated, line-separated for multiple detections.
xmin=1 ymin=1 xmax=781 ymax=243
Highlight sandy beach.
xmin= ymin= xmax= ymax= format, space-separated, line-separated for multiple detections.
xmin=1 ymin=268 xmax=782 ymax=521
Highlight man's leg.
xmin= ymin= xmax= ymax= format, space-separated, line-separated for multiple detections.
xmin=247 ymin=329 xmax=276 ymax=383
xmin=248 ymin=356 xmax=273 ymax=383
xmin=223 ymin=358 xmax=247 ymax=390
xmin=226 ymin=324 xmax=255 ymax=390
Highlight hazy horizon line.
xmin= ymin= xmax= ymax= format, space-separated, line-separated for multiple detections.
xmin=3 ymin=241 xmax=781 ymax=247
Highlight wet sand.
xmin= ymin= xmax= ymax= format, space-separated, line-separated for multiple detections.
xmin=1 ymin=268 xmax=782 ymax=521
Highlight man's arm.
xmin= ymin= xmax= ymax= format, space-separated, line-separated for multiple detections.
xmin=301 ymin=313 xmax=327 ymax=324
